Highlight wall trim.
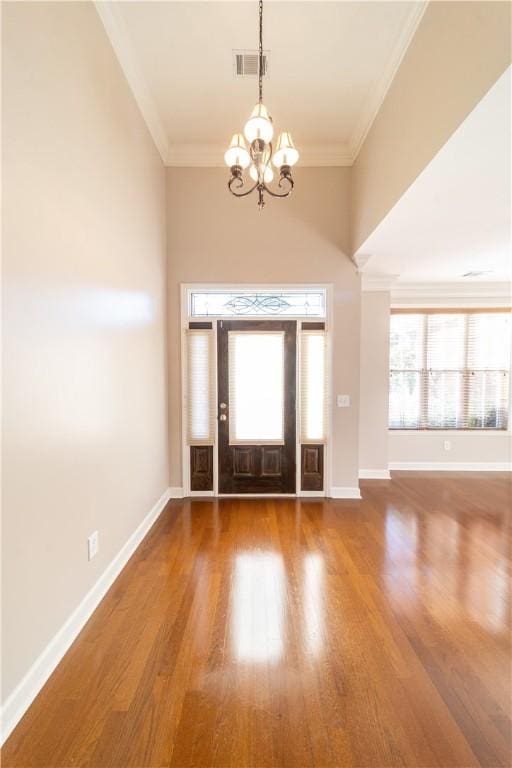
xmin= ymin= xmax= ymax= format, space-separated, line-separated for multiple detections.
xmin=169 ymin=486 xmax=184 ymax=498
xmin=359 ymin=469 xmax=391 ymax=479
xmin=389 ymin=429 xmax=511 ymax=438
xmin=330 ymin=486 xmax=362 ymax=499
xmin=389 ymin=462 xmax=512 ymax=472
xmin=0 ymin=488 xmax=172 ymax=746
xmin=167 ymin=143 xmax=353 ymax=168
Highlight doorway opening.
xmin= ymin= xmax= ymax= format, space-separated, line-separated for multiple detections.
xmin=181 ymin=285 xmax=332 ymax=497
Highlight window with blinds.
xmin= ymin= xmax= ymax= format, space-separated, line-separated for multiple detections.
xmin=389 ymin=310 xmax=511 ymax=430
xmin=186 ymin=329 xmax=215 ymax=444
xmin=299 ymin=330 xmax=328 ymax=443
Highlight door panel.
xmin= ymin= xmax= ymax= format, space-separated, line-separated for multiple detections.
xmin=218 ymin=320 xmax=296 ymax=494
xmin=190 ymin=446 xmax=213 ymax=491
xmin=301 ymin=445 xmax=324 ymax=491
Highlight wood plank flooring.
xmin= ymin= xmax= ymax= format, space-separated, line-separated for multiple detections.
xmin=2 ymin=472 xmax=511 ymax=767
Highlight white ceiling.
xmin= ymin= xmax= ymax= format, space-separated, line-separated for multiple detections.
xmin=96 ymin=1 xmax=426 ymax=165
xmin=356 ymin=66 xmax=512 ymax=284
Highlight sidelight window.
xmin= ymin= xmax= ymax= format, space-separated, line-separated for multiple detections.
xmin=186 ymin=329 xmax=215 ymax=444
xmin=299 ymin=330 xmax=328 ymax=443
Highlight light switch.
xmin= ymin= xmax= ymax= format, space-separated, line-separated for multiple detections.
xmin=337 ymin=394 xmax=350 ymax=408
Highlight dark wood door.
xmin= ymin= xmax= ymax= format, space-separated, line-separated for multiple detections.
xmin=217 ymin=320 xmax=296 ymax=494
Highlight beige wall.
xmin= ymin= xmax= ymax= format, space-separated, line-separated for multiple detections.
xmin=389 ymin=432 xmax=511 ymax=466
xmin=359 ymin=291 xmax=390 ymax=472
xmin=166 ymin=167 xmax=360 ymax=491
xmin=351 ymin=1 xmax=511 ymax=254
xmin=2 ymin=2 xmax=169 ymax=703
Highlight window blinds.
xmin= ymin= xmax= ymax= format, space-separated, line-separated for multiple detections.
xmin=389 ymin=311 xmax=511 ymax=430
xmin=300 ymin=330 xmax=328 ymax=443
xmin=186 ymin=329 xmax=215 ymax=444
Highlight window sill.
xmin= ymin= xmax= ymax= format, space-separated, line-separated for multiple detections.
xmin=389 ymin=430 xmax=511 ymax=438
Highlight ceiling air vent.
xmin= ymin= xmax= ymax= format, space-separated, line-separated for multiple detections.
xmin=233 ymin=50 xmax=269 ymax=78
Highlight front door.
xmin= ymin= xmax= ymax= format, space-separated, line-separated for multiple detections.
xmin=217 ymin=320 xmax=296 ymax=494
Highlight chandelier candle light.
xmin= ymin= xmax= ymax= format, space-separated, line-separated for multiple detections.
xmin=224 ymin=0 xmax=299 ymax=210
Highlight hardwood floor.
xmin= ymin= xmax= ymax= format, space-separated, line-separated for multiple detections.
xmin=3 ymin=472 xmax=511 ymax=767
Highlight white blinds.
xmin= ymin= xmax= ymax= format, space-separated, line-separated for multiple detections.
xmin=186 ymin=329 xmax=215 ymax=444
xmin=228 ymin=331 xmax=285 ymax=445
xmin=300 ymin=330 xmax=328 ymax=443
xmin=389 ymin=311 xmax=511 ymax=430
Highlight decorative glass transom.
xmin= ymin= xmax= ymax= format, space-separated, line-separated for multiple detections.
xmin=189 ymin=290 xmax=326 ymax=318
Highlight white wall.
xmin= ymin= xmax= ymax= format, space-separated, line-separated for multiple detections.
xmin=166 ymin=167 xmax=361 ymax=493
xmin=2 ymin=1 xmax=169 ymax=708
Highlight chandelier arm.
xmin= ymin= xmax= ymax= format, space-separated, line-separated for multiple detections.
xmin=262 ymin=174 xmax=294 ymax=198
xmin=228 ymin=175 xmax=259 ymax=198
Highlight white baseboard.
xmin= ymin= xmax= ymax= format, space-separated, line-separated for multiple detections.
xmin=359 ymin=469 xmax=391 ymax=480
xmin=389 ymin=462 xmax=512 ymax=471
xmin=169 ymin=486 xmax=184 ymax=498
xmin=0 ymin=487 xmax=172 ymax=746
xmin=329 ymin=486 xmax=362 ymax=499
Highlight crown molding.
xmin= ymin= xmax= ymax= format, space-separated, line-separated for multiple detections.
xmin=360 ymin=277 xmax=512 ymax=300
xmin=349 ymin=2 xmax=428 ymax=162
xmin=390 ymin=280 xmax=512 ymax=304
xmin=362 ymin=274 xmax=399 ymax=291
xmin=95 ymin=1 xmax=169 ymax=163
xmin=96 ymin=1 xmax=427 ymax=169
xmin=166 ymin=142 xmax=353 ymax=167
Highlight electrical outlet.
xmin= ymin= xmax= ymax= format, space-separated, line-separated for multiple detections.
xmin=444 ymin=440 xmax=451 ymax=451
xmin=88 ymin=531 xmax=99 ymax=561
xmin=337 ymin=394 xmax=350 ymax=408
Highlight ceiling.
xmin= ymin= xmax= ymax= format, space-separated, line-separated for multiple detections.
xmin=356 ymin=66 xmax=511 ymax=284
xmin=96 ymin=1 xmax=426 ymax=165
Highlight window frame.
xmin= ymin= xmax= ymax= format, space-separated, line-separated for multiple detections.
xmin=388 ymin=307 xmax=511 ymax=433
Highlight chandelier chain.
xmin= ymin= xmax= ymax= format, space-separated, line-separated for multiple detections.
xmin=225 ymin=0 xmax=298 ymax=207
xmin=259 ymin=0 xmax=263 ymax=103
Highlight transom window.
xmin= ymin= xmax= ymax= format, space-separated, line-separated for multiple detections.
xmin=189 ymin=290 xmax=326 ymax=318
xmin=389 ymin=309 xmax=511 ymax=430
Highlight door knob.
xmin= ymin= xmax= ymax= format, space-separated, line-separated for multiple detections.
xmin=220 ymin=403 xmax=227 ymax=410
xmin=219 ymin=414 xmax=227 ymax=421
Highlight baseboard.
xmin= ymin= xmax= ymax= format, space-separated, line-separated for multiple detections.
xmin=169 ymin=486 xmax=184 ymax=498
xmin=359 ymin=469 xmax=391 ymax=480
xmin=0 ymin=487 xmax=172 ymax=745
xmin=389 ymin=462 xmax=512 ymax=471
xmin=329 ymin=486 xmax=362 ymax=499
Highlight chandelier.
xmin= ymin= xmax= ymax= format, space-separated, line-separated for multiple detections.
xmin=224 ymin=0 xmax=299 ymax=210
